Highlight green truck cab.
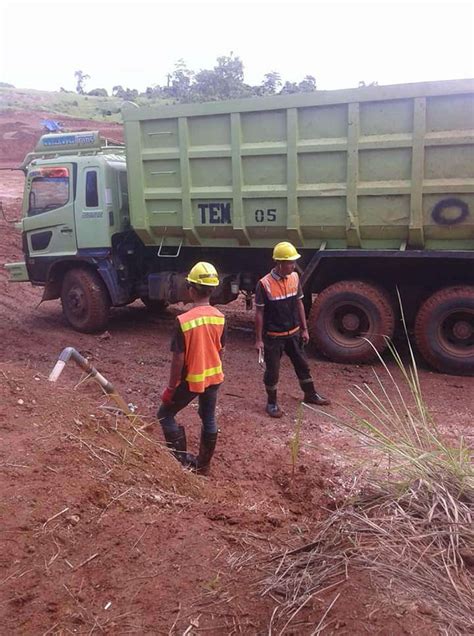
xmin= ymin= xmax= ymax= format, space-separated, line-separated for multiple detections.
xmin=5 ymin=80 xmax=474 ymax=375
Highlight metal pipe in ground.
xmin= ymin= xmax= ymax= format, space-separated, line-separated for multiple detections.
xmin=48 ymin=347 xmax=134 ymax=418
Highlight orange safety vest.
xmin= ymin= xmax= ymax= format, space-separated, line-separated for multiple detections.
xmin=260 ymin=270 xmax=300 ymax=302
xmin=177 ymin=305 xmax=225 ymax=393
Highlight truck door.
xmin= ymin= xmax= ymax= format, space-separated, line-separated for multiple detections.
xmin=23 ymin=164 xmax=77 ymax=262
xmin=74 ymin=166 xmax=109 ymax=248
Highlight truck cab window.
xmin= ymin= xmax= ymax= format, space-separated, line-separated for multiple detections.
xmin=28 ymin=167 xmax=69 ymax=216
xmin=85 ymin=170 xmax=99 ymax=207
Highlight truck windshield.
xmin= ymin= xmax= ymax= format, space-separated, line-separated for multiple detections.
xmin=28 ymin=167 xmax=70 ymax=216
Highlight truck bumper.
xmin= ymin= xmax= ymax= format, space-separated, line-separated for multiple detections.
xmin=5 ymin=262 xmax=30 ymax=282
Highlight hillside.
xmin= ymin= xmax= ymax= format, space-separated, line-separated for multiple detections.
xmin=0 ymin=85 xmax=170 ymax=122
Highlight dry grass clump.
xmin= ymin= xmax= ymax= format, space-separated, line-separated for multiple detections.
xmin=262 ymin=482 xmax=473 ymax=634
xmin=261 ymin=332 xmax=473 ymax=634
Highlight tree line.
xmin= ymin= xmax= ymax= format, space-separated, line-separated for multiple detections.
xmin=74 ymin=53 xmax=318 ymax=103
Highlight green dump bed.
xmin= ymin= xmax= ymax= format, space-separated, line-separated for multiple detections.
xmin=122 ymin=79 xmax=474 ymax=251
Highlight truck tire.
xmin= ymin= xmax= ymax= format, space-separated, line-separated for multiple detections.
xmin=61 ymin=268 xmax=110 ymax=333
xmin=414 ymin=286 xmax=474 ymax=375
xmin=308 ymin=281 xmax=395 ymax=363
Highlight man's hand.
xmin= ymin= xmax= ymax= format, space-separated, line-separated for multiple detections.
xmin=255 ymin=340 xmax=264 ymax=369
xmin=301 ymin=328 xmax=310 ymax=345
xmin=161 ymin=386 xmax=175 ymax=406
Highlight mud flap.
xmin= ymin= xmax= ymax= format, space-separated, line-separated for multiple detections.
xmin=41 ymin=279 xmax=61 ymax=301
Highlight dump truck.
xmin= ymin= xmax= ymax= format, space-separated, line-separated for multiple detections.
xmin=5 ymin=79 xmax=474 ymax=375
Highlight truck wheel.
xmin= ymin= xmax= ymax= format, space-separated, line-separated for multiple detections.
xmin=414 ymin=286 xmax=474 ymax=375
xmin=141 ymin=297 xmax=169 ymax=313
xmin=61 ymin=268 xmax=110 ymax=333
xmin=308 ymin=281 xmax=395 ymax=363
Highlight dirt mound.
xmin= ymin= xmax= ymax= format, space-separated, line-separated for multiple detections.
xmin=0 ymin=362 xmax=440 ymax=635
xmin=0 ymin=357 xmax=339 ymax=635
xmin=0 ymin=363 xmax=270 ymax=633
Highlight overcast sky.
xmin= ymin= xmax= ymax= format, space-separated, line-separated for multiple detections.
xmin=0 ymin=0 xmax=473 ymax=94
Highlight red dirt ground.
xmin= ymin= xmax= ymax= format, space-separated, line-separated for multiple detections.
xmin=0 ymin=110 xmax=472 ymax=634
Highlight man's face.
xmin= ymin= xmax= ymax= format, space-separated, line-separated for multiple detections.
xmin=276 ymin=260 xmax=296 ymax=276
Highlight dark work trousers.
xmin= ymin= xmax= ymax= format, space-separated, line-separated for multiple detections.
xmin=157 ymin=382 xmax=220 ymax=436
xmin=263 ymin=334 xmax=313 ymax=391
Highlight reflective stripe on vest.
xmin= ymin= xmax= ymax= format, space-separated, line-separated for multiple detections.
xmin=177 ymin=305 xmax=225 ymax=393
xmin=180 ymin=315 xmax=225 ymax=332
xmin=185 ymin=364 xmax=223 ymax=384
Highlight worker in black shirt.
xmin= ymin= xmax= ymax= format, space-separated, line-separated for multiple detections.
xmin=255 ymin=241 xmax=330 ymax=417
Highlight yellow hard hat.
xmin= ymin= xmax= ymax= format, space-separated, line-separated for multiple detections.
xmin=186 ymin=261 xmax=220 ymax=286
xmin=272 ymin=241 xmax=301 ymax=261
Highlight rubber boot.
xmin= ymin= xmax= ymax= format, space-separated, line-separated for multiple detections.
xmin=193 ymin=431 xmax=218 ymax=475
xmin=163 ymin=426 xmax=194 ymax=466
xmin=300 ymin=381 xmax=331 ymax=406
xmin=266 ymin=388 xmax=283 ymax=418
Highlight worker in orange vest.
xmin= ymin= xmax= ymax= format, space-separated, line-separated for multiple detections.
xmin=255 ymin=242 xmax=330 ymax=417
xmin=158 ymin=262 xmax=225 ymax=475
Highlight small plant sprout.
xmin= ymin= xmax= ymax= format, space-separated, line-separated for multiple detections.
xmin=289 ymin=402 xmax=304 ymax=478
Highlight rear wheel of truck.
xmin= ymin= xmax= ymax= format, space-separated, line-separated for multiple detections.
xmin=308 ymin=280 xmax=395 ymax=363
xmin=61 ymin=268 xmax=110 ymax=333
xmin=414 ymin=286 xmax=474 ymax=375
